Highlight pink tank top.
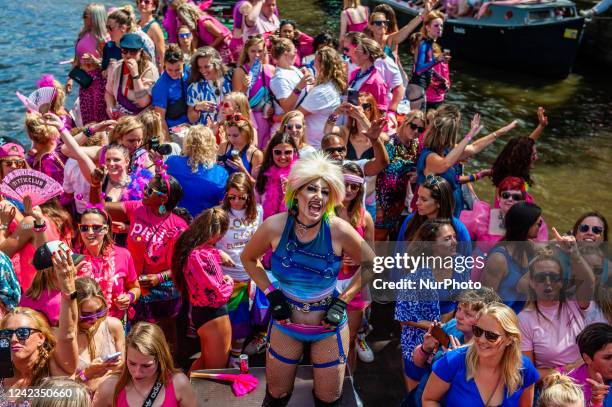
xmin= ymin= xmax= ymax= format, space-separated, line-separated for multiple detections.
xmin=197 ymin=14 xmax=231 ymax=46
xmin=338 ymin=208 xmax=366 ymax=281
xmin=76 ymin=32 xmax=102 ymax=66
xmin=344 ymin=8 xmax=369 ymax=33
xmin=117 ymin=377 xmax=177 ymax=407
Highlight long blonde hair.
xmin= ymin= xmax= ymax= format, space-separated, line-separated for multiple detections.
xmin=183 ymin=125 xmax=217 ymax=171
xmin=138 ymin=109 xmax=166 ymax=144
xmin=75 ymin=277 xmax=109 ymax=363
xmin=25 ymin=113 xmax=59 ymax=145
xmin=31 ymin=377 xmax=90 ymax=407
xmin=79 ymin=3 xmax=108 ymax=44
xmin=175 ymin=2 xmax=203 ymax=31
xmin=223 ymin=92 xmax=252 ymax=120
xmin=280 ymin=111 xmax=307 ymax=148
xmin=537 ymin=372 xmax=584 ymax=407
xmin=112 ymin=322 xmax=177 ymax=407
xmin=238 ymin=36 xmax=268 ymax=66
xmin=422 ymin=104 xmax=461 ymax=155
xmin=465 ymin=302 xmax=523 ymax=396
xmin=314 ymin=47 xmax=347 ymax=93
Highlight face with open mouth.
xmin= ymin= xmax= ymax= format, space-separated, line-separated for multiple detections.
xmin=530 ymin=260 xmax=563 ymax=301
xmin=296 ymin=178 xmax=330 ymax=224
xmin=575 ymin=216 xmax=605 ymax=243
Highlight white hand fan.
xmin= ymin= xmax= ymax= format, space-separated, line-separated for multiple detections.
xmin=15 ymin=87 xmax=56 ymax=112
xmin=0 ymin=169 xmax=63 ymax=207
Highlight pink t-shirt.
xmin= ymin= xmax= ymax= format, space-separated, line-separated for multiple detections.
xmin=20 ymin=289 xmax=61 ymax=327
xmin=518 ymin=301 xmax=589 ymax=369
xmin=184 ymin=245 xmax=233 ymax=308
xmin=123 ymin=201 xmax=188 ymax=275
xmin=76 ymin=32 xmax=102 ymax=66
xmin=348 ymin=67 xmax=389 ymax=111
xmin=78 ymin=246 xmax=137 ymax=318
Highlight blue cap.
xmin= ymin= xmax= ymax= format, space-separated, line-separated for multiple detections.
xmin=119 ymin=33 xmax=144 ymax=50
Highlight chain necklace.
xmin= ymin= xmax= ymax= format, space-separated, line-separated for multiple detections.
xmin=294 ymin=214 xmax=322 ymax=239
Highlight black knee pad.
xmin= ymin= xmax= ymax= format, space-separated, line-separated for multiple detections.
xmin=262 ymin=387 xmax=292 ymax=407
xmin=313 ymin=392 xmax=342 ymax=407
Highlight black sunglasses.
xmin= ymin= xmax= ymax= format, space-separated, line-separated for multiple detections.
xmin=409 ymin=123 xmax=425 ymax=133
xmin=121 ymin=48 xmax=141 ymax=55
xmin=325 ymin=146 xmax=346 ymax=154
xmin=472 ymin=325 xmax=502 ymax=343
xmin=579 ymin=224 xmax=604 ymax=235
xmin=500 ymin=191 xmax=523 ymax=201
xmin=361 ymin=103 xmax=372 ymax=110
xmin=78 ymin=224 xmax=106 ymax=234
xmin=0 ymin=327 xmax=41 ymax=341
xmin=533 ymin=272 xmax=562 ymax=284
xmin=273 ymin=149 xmax=294 ymax=156
xmin=372 ymin=20 xmax=389 ymax=27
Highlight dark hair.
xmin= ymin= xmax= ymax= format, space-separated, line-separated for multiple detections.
xmin=152 ymin=174 xmax=183 ymax=212
xmin=503 ymin=202 xmax=541 ymax=241
xmin=576 ymin=323 xmax=612 ymax=360
xmin=527 ymin=248 xmax=567 ymax=322
xmin=76 ymin=207 xmax=114 ymax=256
xmin=403 ymin=176 xmax=455 ymax=241
xmin=408 ymin=218 xmax=455 ymax=256
xmin=171 ymin=208 xmax=229 ymax=296
xmin=455 ymin=287 xmax=502 ymax=312
xmin=321 ymin=132 xmax=344 ymax=150
xmin=338 ymin=162 xmax=365 ymax=228
xmin=372 ymin=4 xmax=398 ymax=33
xmin=313 ymin=31 xmax=337 ymax=51
xmin=491 ymin=137 xmax=536 ymax=187
xmin=572 ymin=211 xmax=608 ymax=242
xmin=164 ymin=43 xmax=183 ymax=64
xmin=255 ymin=132 xmax=299 ymax=194
xmin=222 ymin=172 xmax=258 ymax=223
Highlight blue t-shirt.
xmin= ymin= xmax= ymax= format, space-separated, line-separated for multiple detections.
xmin=166 ymin=155 xmax=228 ymax=217
xmin=151 ymin=71 xmax=189 ymax=127
xmin=101 ymin=41 xmax=122 ymax=71
xmin=432 ymin=346 xmax=539 ymax=406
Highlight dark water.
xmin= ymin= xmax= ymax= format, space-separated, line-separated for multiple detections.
xmin=0 ymin=0 xmax=610 ymax=231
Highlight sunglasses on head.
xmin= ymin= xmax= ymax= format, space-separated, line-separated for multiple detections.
xmin=79 ymin=308 xmax=108 ymax=322
xmin=472 ymin=325 xmax=502 ymax=342
xmin=285 ymin=124 xmax=303 ymax=130
xmin=228 ymin=195 xmax=247 ymax=202
xmin=78 ymin=224 xmax=106 ymax=234
xmin=533 ymin=272 xmax=562 ymax=283
xmin=0 ymin=327 xmax=41 ymax=341
xmin=325 ymin=146 xmax=346 ymax=154
xmin=273 ymin=149 xmax=294 ymax=157
xmin=500 ymin=191 xmax=523 ymax=201
xmin=425 ymin=174 xmax=442 ymax=186
xmin=579 ymin=224 xmax=604 ymax=235
xmin=372 ymin=20 xmax=389 ymax=27
xmin=345 ymin=183 xmax=361 ymax=191
xmin=121 ymin=48 xmax=140 ymax=55
xmin=178 ymin=32 xmax=192 ymax=38
xmin=409 ymin=123 xmax=425 ymax=133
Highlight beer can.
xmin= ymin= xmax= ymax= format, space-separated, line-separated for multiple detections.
xmin=239 ymin=354 xmax=249 ymax=373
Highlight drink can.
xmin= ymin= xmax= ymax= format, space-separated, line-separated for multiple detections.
xmin=239 ymin=354 xmax=249 ymax=373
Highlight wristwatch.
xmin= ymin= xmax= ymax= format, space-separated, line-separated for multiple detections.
xmin=132 ymin=73 xmax=141 ymax=80
xmin=62 ymin=291 xmax=78 ymax=301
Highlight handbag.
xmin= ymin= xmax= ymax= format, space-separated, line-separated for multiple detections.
xmin=68 ymin=67 xmax=93 ymax=89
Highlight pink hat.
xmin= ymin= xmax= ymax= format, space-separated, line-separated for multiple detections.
xmin=0 ymin=143 xmax=25 ymax=159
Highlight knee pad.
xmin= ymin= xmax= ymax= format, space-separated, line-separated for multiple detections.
xmin=313 ymin=392 xmax=342 ymax=407
xmin=262 ymin=387 xmax=292 ymax=407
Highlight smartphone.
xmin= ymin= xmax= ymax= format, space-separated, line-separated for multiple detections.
xmin=102 ymin=352 xmax=122 ymax=362
xmin=0 ymin=338 xmax=15 ymax=378
xmin=430 ymin=325 xmax=450 ymax=348
xmin=347 ymin=89 xmax=360 ymax=106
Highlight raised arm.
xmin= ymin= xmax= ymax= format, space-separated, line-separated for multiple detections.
xmin=461 ymin=120 xmax=518 ymax=159
xmin=362 ymin=117 xmax=390 ymax=176
xmin=245 ymin=0 xmax=264 ymax=27
xmin=528 ymin=106 xmax=548 ymax=141
xmin=52 ymin=249 xmax=79 ymax=375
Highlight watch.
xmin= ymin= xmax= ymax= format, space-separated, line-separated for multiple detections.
xmin=62 ymin=290 xmax=78 ymax=301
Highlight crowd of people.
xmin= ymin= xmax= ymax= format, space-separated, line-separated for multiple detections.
xmin=0 ymin=0 xmax=610 ymax=406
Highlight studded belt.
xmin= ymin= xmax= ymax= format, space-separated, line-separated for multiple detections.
xmin=285 ymin=296 xmax=333 ymax=313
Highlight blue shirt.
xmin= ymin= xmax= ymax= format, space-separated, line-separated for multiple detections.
xmin=433 ymin=346 xmax=539 ymax=406
xmin=101 ymin=41 xmax=122 ymax=71
xmin=166 ymin=156 xmax=228 ymax=217
xmin=152 ymin=71 xmax=189 ymax=127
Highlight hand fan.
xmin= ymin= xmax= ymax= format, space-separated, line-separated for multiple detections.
xmin=0 ymin=169 xmax=63 ymax=207
xmin=15 ymin=87 xmax=56 ymax=112
xmin=15 ymin=91 xmax=37 ymax=111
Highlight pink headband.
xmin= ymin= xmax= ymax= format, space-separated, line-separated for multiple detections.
xmin=344 ymin=174 xmax=365 ymax=184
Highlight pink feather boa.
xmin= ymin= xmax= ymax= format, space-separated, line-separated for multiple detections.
xmin=262 ymin=159 xmax=295 ymax=220
xmin=37 ymin=74 xmax=56 ymax=89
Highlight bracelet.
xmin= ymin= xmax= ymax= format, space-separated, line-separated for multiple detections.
xmin=327 ymin=113 xmax=339 ymax=124
xmin=420 ymin=345 xmax=433 ymax=356
xmin=79 ymin=369 xmax=89 ymax=383
xmin=156 ymin=273 xmax=164 ymax=283
xmin=0 ymin=224 xmax=8 ymax=231
xmin=132 ymin=73 xmax=141 ymax=80
xmin=293 ymin=87 xmax=302 ymax=95
xmin=468 ymin=174 xmax=476 ymax=183
xmin=127 ymin=291 xmax=136 ymax=304
xmin=84 ymin=127 xmax=95 ymax=138
xmin=264 ymin=284 xmax=276 ymax=296
xmin=33 ymin=221 xmax=47 ymax=233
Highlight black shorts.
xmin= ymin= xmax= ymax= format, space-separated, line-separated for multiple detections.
xmin=191 ymin=304 xmax=229 ymax=328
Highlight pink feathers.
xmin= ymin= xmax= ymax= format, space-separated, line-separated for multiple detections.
xmin=190 ymin=372 xmax=259 ymax=397
xmin=37 ymin=74 xmax=57 ymax=89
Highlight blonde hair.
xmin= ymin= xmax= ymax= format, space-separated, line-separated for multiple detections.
xmin=108 ymin=5 xmax=137 ymax=32
xmin=343 ymin=0 xmax=361 ymax=8
xmin=537 ymin=372 xmax=584 ymax=407
xmin=285 ymin=151 xmax=345 ymax=218
xmin=175 ymin=2 xmax=202 ymax=31
xmin=109 ymin=115 xmax=144 ymax=145
xmin=223 ymin=92 xmax=252 ymax=120
xmin=422 ymin=106 xmax=461 ymax=154
xmin=238 ymin=36 xmax=268 ymax=66
xmin=280 ymin=111 xmax=307 ymax=148
xmin=79 ymin=3 xmax=108 ymax=45
xmin=0 ymin=307 xmax=56 ymax=386
xmin=465 ymin=303 xmax=523 ymax=396
xmin=269 ymin=36 xmax=296 ymax=60
xmin=314 ymin=47 xmax=347 ymax=93
xmin=359 ymin=37 xmax=385 ymax=61
xmin=398 ymin=110 xmax=425 ymax=137
xmin=75 ymin=277 xmax=109 ymax=362
xmin=112 ymin=322 xmax=177 ymax=407
xmin=228 ymin=119 xmax=257 ymax=146
xmin=138 ymin=109 xmax=166 ymax=144
xmin=25 ymin=113 xmax=59 ymax=145
xmin=31 ymin=377 xmax=90 ymax=407
xmin=183 ymin=125 xmax=217 ymax=171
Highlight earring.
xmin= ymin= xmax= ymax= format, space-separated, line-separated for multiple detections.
xmin=159 ymin=204 xmax=167 ymax=215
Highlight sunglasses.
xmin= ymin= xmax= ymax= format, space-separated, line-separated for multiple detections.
xmin=79 ymin=308 xmax=108 ymax=322
xmin=0 ymin=327 xmax=41 ymax=341
xmin=144 ymin=185 xmax=165 ymax=197
xmin=361 ymin=103 xmax=372 ymax=110
xmin=225 ymin=114 xmax=244 ymax=123
xmin=472 ymin=325 xmax=502 ymax=343
xmin=121 ymin=48 xmax=141 ymax=55
xmin=273 ymin=149 xmax=294 ymax=157
xmin=285 ymin=124 xmax=303 ymax=130
xmin=325 ymin=146 xmax=346 ymax=154
xmin=533 ymin=272 xmax=562 ymax=283
xmin=425 ymin=174 xmax=442 ymax=186
xmin=372 ymin=20 xmax=389 ymax=27
xmin=139 ymin=0 xmax=153 ymax=4
xmin=78 ymin=224 xmax=106 ymax=234
xmin=500 ymin=191 xmax=523 ymax=201
xmin=579 ymin=224 xmax=604 ymax=235
xmin=178 ymin=32 xmax=191 ymax=38
xmin=1 ymin=159 xmax=26 ymax=168
xmin=345 ymin=183 xmax=361 ymax=191
xmin=228 ymin=195 xmax=247 ymax=201
xmin=409 ymin=123 xmax=425 ymax=133
xmin=342 ymin=47 xmax=350 ymax=54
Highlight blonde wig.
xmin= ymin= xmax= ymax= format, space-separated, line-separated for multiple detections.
xmin=183 ymin=125 xmax=217 ymax=172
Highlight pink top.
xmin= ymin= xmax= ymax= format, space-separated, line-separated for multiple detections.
xmin=348 ymin=67 xmax=389 ymax=111
xmin=78 ymin=246 xmax=137 ymax=318
xmin=568 ymin=364 xmax=598 ymax=405
xmin=76 ymin=32 xmax=102 ymax=66
xmin=243 ymin=12 xmax=280 ymax=40
xmin=197 ymin=14 xmax=231 ymax=47
xmin=184 ymin=245 xmax=233 ymax=308
xmin=518 ymin=301 xmax=589 ymax=369
xmin=117 ymin=376 xmax=177 ymax=407
xmin=425 ymin=61 xmax=450 ymax=104
xmin=20 ymin=289 xmax=62 ymax=327
xmin=124 ymin=201 xmax=188 ymax=275
xmin=163 ymin=6 xmax=181 ymax=43
xmin=295 ymin=32 xmax=314 ymax=65
xmin=344 ymin=7 xmax=369 ymax=33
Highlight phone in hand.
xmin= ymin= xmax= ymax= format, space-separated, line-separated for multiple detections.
xmin=347 ymin=89 xmax=360 ymax=106
xmin=430 ymin=325 xmax=450 ymax=348
xmin=102 ymin=352 xmax=122 ymax=363
xmin=0 ymin=338 xmax=15 ymax=378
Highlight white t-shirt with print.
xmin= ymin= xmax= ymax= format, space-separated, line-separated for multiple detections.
xmin=301 ymin=82 xmax=342 ymax=149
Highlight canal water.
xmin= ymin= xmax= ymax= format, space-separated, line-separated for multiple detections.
xmin=0 ymin=0 xmax=610 ymax=231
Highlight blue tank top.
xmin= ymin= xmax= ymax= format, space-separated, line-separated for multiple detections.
xmin=271 ymin=216 xmax=342 ymax=302
xmin=489 ymin=246 xmax=528 ymax=314
xmin=218 ymin=144 xmax=252 ymax=175
xmin=416 ymin=147 xmax=464 ymax=218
